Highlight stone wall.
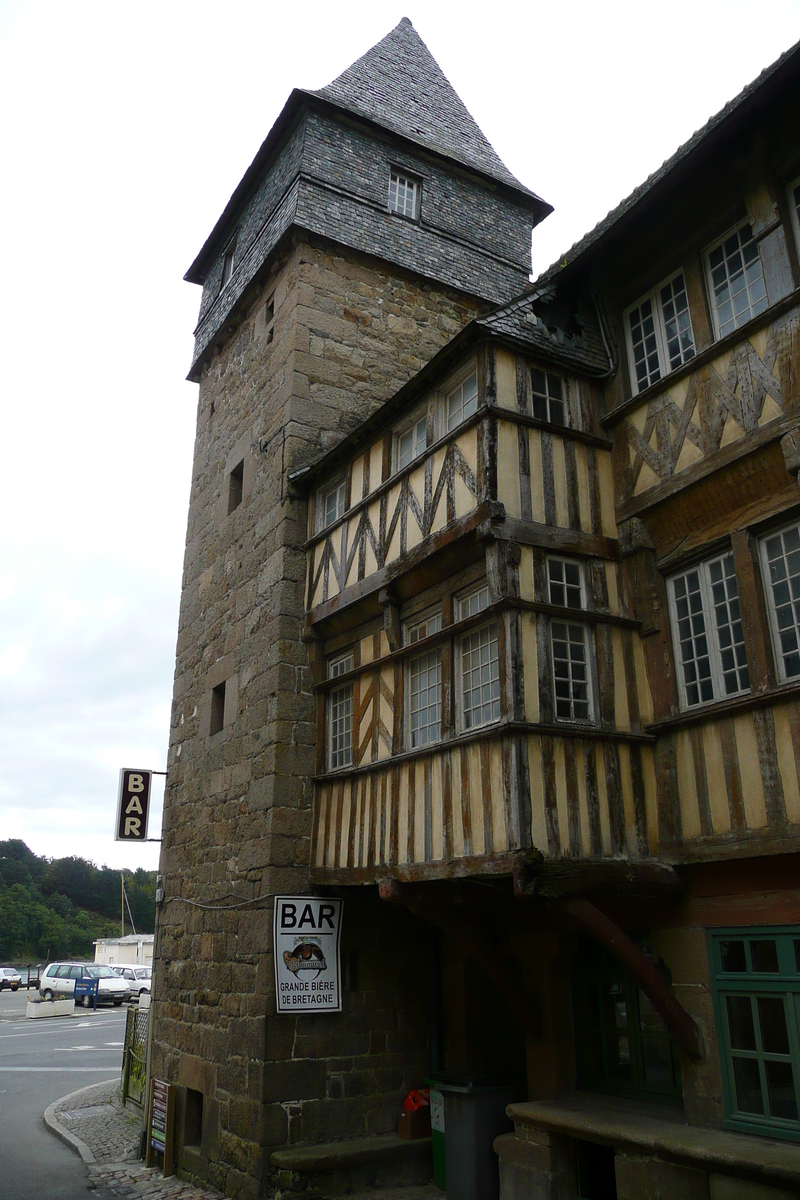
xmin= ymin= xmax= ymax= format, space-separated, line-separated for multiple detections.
xmin=152 ymin=233 xmax=490 ymax=1196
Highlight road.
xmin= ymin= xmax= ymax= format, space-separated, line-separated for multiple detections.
xmin=0 ymin=988 xmax=127 ymax=1199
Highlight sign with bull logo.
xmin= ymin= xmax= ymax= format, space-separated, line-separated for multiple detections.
xmin=273 ymin=896 xmax=342 ymax=1013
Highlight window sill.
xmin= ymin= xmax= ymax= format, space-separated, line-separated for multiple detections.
xmin=504 ymin=1091 xmax=800 ymax=1176
xmin=646 ymin=679 xmax=800 ymax=734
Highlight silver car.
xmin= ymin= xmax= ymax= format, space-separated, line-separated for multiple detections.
xmin=39 ymin=962 xmax=129 ymax=1006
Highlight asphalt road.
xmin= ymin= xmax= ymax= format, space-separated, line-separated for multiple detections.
xmin=0 ymin=988 xmax=127 ymax=1199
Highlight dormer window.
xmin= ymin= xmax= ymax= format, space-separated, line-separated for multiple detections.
xmin=388 ymin=170 xmax=420 ymax=220
xmin=220 ymin=235 xmax=237 ymax=290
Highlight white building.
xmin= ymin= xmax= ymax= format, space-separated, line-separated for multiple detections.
xmin=93 ymin=934 xmax=154 ymax=967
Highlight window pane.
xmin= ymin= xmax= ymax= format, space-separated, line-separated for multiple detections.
xmin=551 ymin=621 xmax=590 ymax=721
xmin=329 ymin=682 xmax=353 ymax=768
xmin=447 ymin=371 xmax=478 ymax=431
xmin=751 ymin=940 xmax=780 ymax=974
xmin=763 ymin=525 xmax=800 ymax=679
xmin=659 ymin=273 xmax=696 ymax=370
xmin=457 ymin=585 xmax=490 ymax=621
xmin=765 ymin=1060 xmax=798 ymax=1121
xmin=531 ymin=368 xmax=567 ymax=424
xmin=720 ymin=940 xmax=747 ymax=973
xmin=727 ymin=995 xmax=757 ymax=1051
xmin=733 ymin=1056 xmax=764 ymax=1114
xmin=757 ymin=996 xmax=790 ymax=1055
xmin=628 ymin=297 xmax=661 ymax=391
xmin=548 ymin=558 xmax=583 ymax=609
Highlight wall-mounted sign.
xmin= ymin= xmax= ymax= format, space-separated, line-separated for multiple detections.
xmin=115 ymin=769 xmax=152 ymax=841
xmin=273 ymin=896 xmax=342 ymax=1013
xmin=146 ymin=1078 xmax=174 ymax=1175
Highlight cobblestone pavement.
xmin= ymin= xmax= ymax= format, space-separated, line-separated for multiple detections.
xmin=45 ymin=1078 xmax=441 ymax=1200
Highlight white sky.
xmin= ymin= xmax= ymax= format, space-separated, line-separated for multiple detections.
xmin=0 ymin=0 xmax=798 ymax=873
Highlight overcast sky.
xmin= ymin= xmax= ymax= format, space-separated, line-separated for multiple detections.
xmin=1 ymin=0 xmax=799 ymax=874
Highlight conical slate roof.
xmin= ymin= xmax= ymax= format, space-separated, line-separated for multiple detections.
xmin=313 ymin=18 xmax=536 ymax=197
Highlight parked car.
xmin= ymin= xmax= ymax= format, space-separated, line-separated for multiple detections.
xmin=39 ymin=962 xmax=130 ymax=1005
xmin=0 ymin=967 xmax=22 ymax=991
xmin=111 ymin=965 xmax=151 ymax=998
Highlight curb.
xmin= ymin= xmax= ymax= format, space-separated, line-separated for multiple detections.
xmin=43 ymin=1081 xmax=106 ymax=1164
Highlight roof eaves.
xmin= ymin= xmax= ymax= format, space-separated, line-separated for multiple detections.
xmin=534 ymin=38 xmax=800 ymax=289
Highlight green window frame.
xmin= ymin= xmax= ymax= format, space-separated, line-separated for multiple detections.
xmin=710 ymin=927 xmax=800 ymax=1141
xmin=573 ymin=943 xmax=682 ymax=1105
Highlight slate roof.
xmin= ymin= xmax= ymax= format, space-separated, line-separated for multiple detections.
xmin=535 ymin=38 xmax=800 ymax=288
xmin=311 ymin=18 xmax=541 ymax=201
xmin=475 ymin=290 xmax=611 ymax=378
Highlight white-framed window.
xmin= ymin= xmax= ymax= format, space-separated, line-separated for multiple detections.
xmin=546 ymin=558 xmax=592 ymax=722
xmin=318 ymin=480 xmax=346 ymax=531
xmin=625 ymin=270 xmax=696 ymax=394
xmin=705 ymin=222 xmax=768 ymax=340
xmin=395 ymin=413 xmax=427 ymax=472
xmin=760 ymin=522 xmax=800 ymax=682
xmin=388 ymin=170 xmax=420 ymax=219
xmin=547 ymin=556 xmax=584 ymax=610
xmin=460 ymin=623 xmax=500 ymax=730
xmin=328 ymin=653 xmax=354 ymax=769
xmin=531 ymin=367 xmax=567 ymax=425
xmin=789 ymin=177 xmax=800 ymax=258
xmin=551 ymin=621 xmax=592 ymax=722
xmin=456 ymin=584 xmax=491 ymax=622
xmin=668 ymin=552 xmax=749 ymax=709
xmin=406 ymin=610 xmax=442 ymax=749
xmin=221 ymin=235 xmax=237 ymax=290
xmin=446 ymin=370 xmax=479 ymax=432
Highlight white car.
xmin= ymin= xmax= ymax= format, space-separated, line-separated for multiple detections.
xmin=111 ymin=965 xmax=151 ymax=998
xmin=39 ymin=962 xmax=130 ymax=1006
xmin=0 ymin=967 xmax=22 ymax=991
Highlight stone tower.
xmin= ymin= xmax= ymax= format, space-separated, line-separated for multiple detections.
xmin=152 ymin=20 xmax=549 ymax=1197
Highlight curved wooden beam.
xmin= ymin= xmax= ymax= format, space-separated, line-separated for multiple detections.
xmin=563 ymin=897 xmax=703 ymax=1062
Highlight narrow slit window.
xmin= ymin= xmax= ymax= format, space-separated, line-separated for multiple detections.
xmin=227 ymin=460 xmax=244 ymax=514
xmin=210 ymin=682 xmax=226 ymax=736
xmin=220 ymin=237 xmax=237 ymax=290
xmin=265 ymin=293 xmax=275 ymax=345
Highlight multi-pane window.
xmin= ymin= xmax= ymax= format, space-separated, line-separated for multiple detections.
xmin=388 ymin=170 xmax=419 ymax=219
xmin=547 ymin=557 xmax=583 ymax=610
xmin=668 ymin=553 xmax=749 ymax=709
xmin=319 ymin=480 xmax=346 ymax=530
xmin=551 ymin=622 xmax=591 ymax=722
xmin=711 ymin=928 xmax=800 ymax=1140
xmin=760 ymin=522 xmax=800 ymax=681
xmin=446 ymin=371 xmax=479 ymax=432
xmin=456 ymin=585 xmax=490 ymax=622
xmin=396 ymin=415 xmax=427 ymax=471
xmin=328 ymin=654 xmax=354 ymax=769
xmin=406 ymin=611 xmax=442 ymax=749
xmin=706 ymin=222 xmax=768 ymax=339
xmin=547 ymin=559 xmax=591 ymax=722
xmin=531 ymin=368 xmax=566 ymax=425
xmin=460 ymin=624 xmax=500 ymax=730
xmin=625 ymin=271 xmax=696 ymax=394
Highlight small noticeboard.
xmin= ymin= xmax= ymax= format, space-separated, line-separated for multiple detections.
xmin=273 ymin=896 xmax=342 ymax=1013
xmin=115 ymin=768 xmax=152 ymax=842
xmin=146 ymin=1078 xmax=174 ymax=1175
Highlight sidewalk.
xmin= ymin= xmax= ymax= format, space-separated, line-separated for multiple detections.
xmin=45 ymin=1077 xmax=441 ymax=1200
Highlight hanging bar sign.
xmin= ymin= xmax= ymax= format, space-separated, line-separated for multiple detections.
xmin=274 ymin=896 xmax=342 ymax=1013
xmin=115 ymin=769 xmax=152 ymax=841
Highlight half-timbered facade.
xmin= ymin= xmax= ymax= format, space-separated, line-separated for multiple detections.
xmin=297 ymin=40 xmax=800 ymax=1200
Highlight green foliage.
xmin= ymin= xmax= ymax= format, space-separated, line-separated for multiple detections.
xmin=0 ymin=840 xmax=156 ymax=961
